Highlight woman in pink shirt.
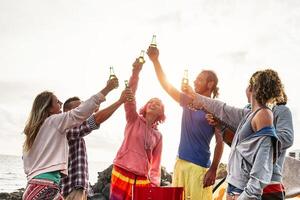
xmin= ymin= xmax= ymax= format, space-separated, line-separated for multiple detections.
xmin=110 ymin=58 xmax=166 ymax=200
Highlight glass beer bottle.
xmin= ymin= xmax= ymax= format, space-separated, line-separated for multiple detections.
xmin=182 ymin=69 xmax=189 ymax=86
xmin=109 ymin=66 xmax=118 ymax=88
xmin=150 ymin=35 xmax=157 ymax=47
xmin=138 ymin=50 xmax=145 ymax=64
xmin=109 ymin=66 xmax=116 ymax=79
xmin=124 ymin=80 xmax=129 ymax=88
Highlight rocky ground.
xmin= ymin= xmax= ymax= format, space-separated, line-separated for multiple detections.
xmin=0 ymin=164 xmax=227 ymax=200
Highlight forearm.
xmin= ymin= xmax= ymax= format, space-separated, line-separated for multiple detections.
xmin=94 ymin=99 xmax=123 ymax=125
xmin=100 ymin=85 xmax=112 ymax=97
xmin=128 ymin=67 xmax=141 ymax=95
xmin=193 ymin=94 xmax=247 ymax=130
xmin=211 ymin=131 xmax=224 ymax=170
xmin=54 ymin=92 xmax=105 ymax=132
xmin=152 ymin=60 xmax=180 ymax=102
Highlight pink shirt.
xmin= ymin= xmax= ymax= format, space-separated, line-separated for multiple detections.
xmin=23 ymin=92 xmax=105 ymax=181
xmin=113 ymin=70 xmax=162 ymax=186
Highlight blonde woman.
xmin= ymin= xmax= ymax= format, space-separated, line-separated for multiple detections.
xmin=22 ymin=78 xmax=119 ymax=200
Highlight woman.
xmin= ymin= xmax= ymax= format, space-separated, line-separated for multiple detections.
xmin=22 ymin=78 xmax=118 ymax=200
xmin=110 ymin=58 xmax=166 ymax=200
xmin=185 ymin=69 xmax=284 ymax=199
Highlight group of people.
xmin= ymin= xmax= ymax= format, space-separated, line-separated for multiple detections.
xmin=22 ymin=43 xmax=294 ymax=200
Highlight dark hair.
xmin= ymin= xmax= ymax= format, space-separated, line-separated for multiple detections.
xmin=252 ymin=69 xmax=283 ymax=106
xmin=63 ymin=96 xmax=80 ymax=112
xmin=202 ymin=70 xmax=219 ymax=98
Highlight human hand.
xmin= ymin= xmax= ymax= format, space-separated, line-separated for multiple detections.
xmin=203 ymin=167 xmax=217 ymax=188
xmin=206 ymin=113 xmax=218 ymax=126
xmin=119 ymin=88 xmax=135 ymax=103
xmin=106 ymin=77 xmax=119 ymax=91
xmin=147 ymin=46 xmax=159 ymax=62
xmin=132 ymin=58 xmax=143 ymax=72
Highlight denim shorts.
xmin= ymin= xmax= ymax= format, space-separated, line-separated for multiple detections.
xmin=227 ymin=183 xmax=243 ymax=195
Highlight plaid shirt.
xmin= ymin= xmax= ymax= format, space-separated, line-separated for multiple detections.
xmin=61 ymin=115 xmax=99 ymax=197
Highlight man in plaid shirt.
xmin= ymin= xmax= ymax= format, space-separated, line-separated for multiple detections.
xmin=61 ymin=79 xmax=134 ymax=200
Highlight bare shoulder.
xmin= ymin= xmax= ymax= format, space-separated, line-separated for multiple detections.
xmin=252 ymin=108 xmax=274 ymax=132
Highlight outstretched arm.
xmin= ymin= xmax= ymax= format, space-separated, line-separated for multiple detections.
xmin=125 ymin=58 xmax=144 ymax=123
xmin=94 ymin=88 xmax=132 ymax=125
xmin=147 ymin=46 xmax=181 ymax=103
xmin=52 ymin=78 xmax=118 ymax=133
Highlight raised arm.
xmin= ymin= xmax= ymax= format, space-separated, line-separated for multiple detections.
xmin=51 ymin=78 xmax=118 ymax=133
xmin=94 ymin=88 xmax=132 ymax=124
xmin=147 ymin=47 xmax=181 ymax=103
xmin=125 ymin=58 xmax=143 ymax=123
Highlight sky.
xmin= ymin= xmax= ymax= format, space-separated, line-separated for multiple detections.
xmin=0 ymin=0 xmax=299 ymax=172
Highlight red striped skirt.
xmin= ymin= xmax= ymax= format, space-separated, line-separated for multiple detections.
xmin=109 ymin=165 xmax=151 ymax=200
xmin=23 ymin=179 xmax=64 ymax=200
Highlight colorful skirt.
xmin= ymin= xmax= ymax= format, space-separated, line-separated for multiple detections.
xmin=109 ymin=165 xmax=151 ymax=200
xmin=22 ymin=179 xmax=64 ymax=200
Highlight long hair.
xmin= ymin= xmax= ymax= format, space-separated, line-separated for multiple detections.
xmin=139 ymin=98 xmax=166 ymax=128
xmin=23 ymin=91 xmax=54 ymax=152
xmin=202 ymin=70 xmax=219 ymax=98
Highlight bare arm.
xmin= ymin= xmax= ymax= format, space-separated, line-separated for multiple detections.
xmin=203 ymin=128 xmax=224 ymax=187
xmin=124 ymin=59 xmax=143 ymax=123
xmin=147 ymin=47 xmax=181 ymax=103
xmin=94 ymin=89 xmax=131 ymax=125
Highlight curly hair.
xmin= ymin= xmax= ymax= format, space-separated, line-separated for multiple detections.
xmin=252 ymin=69 xmax=284 ymax=106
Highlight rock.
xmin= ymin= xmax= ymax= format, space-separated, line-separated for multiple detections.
xmin=87 ymin=193 xmax=106 ymax=200
xmin=0 ymin=188 xmax=24 ymax=200
xmin=92 ymin=165 xmax=113 ymax=194
xmin=161 ymin=166 xmax=172 ymax=186
xmin=101 ymin=183 xmax=110 ymax=199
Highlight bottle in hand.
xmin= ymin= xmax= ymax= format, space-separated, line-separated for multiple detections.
xmin=150 ymin=35 xmax=157 ymax=47
xmin=138 ymin=50 xmax=145 ymax=64
xmin=109 ymin=66 xmax=119 ymax=88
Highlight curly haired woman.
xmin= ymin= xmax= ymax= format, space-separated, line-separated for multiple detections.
xmin=184 ymin=69 xmax=285 ymax=200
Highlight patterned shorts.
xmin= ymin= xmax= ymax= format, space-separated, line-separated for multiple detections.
xmin=23 ymin=179 xmax=64 ymax=200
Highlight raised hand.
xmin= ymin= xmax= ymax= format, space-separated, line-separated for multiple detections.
xmin=106 ymin=77 xmax=119 ymax=91
xmin=147 ymin=46 xmax=159 ymax=62
xmin=119 ymin=88 xmax=135 ymax=103
xmin=132 ymin=58 xmax=143 ymax=72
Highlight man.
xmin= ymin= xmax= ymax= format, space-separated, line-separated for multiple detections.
xmin=147 ymin=46 xmax=224 ymax=200
xmin=61 ymin=78 xmax=134 ymax=200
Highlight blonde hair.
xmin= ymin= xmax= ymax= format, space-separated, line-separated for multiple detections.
xmin=23 ymin=91 xmax=53 ymax=152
